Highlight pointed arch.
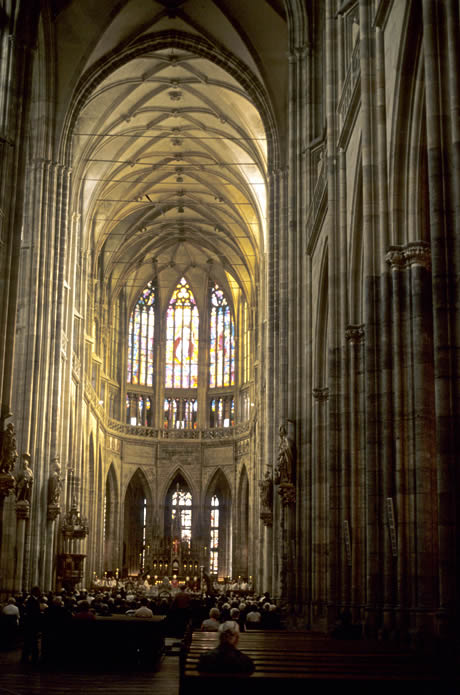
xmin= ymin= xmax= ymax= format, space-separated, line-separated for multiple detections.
xmin=315 ymin=244 xmax=329 ymax=387
xmin=104 ymin=463 xmax=119 ymax=572
xmin=165 ymin=276 xmax=199 ymax=389
xmin=349 ymin=160 xmax=363 ymax=325
xmin=209 ymin=282 xmax=235 ymax=388
xmin=204 ymin=469 xmax=232 ymax=579
xmin=163 ymin=469 xmax=195 ymax=546
xmin=236 ymin=464 xmax=250 ymax=579
xmin=123 ymin=467 xmax=152 ymax=576
xmin=127 ymin=279 xmax=156 ymax=386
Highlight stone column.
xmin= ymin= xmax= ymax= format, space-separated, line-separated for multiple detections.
xmin=312 ymin=387 xmax=328 ymax=630
xmin=359 ymin=0 xmax=380 ymax=637
xmin=325 ymin=0 xmax=340 ymax=631
xmin=406 ymin=243 xmax=437 ymax=637
xmin=422 ymin=0 xmax=459 ymax=637
xmin=386 ymin=247 xmax=412 ymax=639
xmin=345 ymin=326 xmax=365 ymax=624
xmin=14 ymin=501 xmax=29 ymax=591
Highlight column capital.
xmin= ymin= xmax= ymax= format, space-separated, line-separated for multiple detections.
xmin=345 ymin=324 xmax=365 ymax=343
xmin=385 ymin=246 xmax=406 ymax=269
xmin=313 ymin=387 xmax=329 ymax=401
xmin=404 ymin=241 xmax=431 ymax=271
xmin=16 ymin=500 xmax=30 ymax=519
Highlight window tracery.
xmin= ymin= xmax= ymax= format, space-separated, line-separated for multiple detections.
xmin=165 ymin=277 xmax=199 ymax=389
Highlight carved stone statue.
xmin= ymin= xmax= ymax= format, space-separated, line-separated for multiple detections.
xmin=15 ymin=453 xmax=34 ymax=503
xmin=48 ymin=456 xmax=61 ymax=505
xmin=276 ymin=423 xmax=294 ymax=485
xmin=1 ymin=423 xmax=18 ymax=475
xmin=259 ymin=469 xmax=273 ymax=526
xmin=259 ymin=470 xmax=273 ymax=511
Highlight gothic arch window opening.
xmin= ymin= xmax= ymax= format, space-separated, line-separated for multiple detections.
xmin=127 ymin=280 xmax=155 ymax=386
xmin=126 ymin=393 xmax=153 ymax=426
xmin=242 ymin=300 xmax=250 ymax=384
xmin=209 ymin=284 xmax=235 ymax=388
xmin=165 ymin=277 xmax=199 ymax=389
xmin=210 ymin=494 xmax=219 ymax=574
xmin=141 ymin=496 xmax=147 ymax=572
xmin=210 ymin=396 xmax=234 ymax=428
xmin=171 ymin=486 xmax=192 ymax=546
xmin=164 ymin=397 xmax=198 ymax=429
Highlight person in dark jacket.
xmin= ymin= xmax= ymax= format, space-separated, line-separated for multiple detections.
xmin=198 ymin=621 xmax=254 ymax=674
xmin=21 ymin=586 xmax=42 ymax=664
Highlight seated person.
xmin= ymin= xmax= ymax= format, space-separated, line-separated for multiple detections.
xmin=226 ymin=607 xmax=243 ymax=633
xmin=134 ymin=597 xmax=153 ymax=618
xmin=73 ymin=600 xmax=95 ymax=620
xmin=245 ymin=604 xmax=261 ymax=629
xmin=198 ymin=621 xmax=254 ymax=674
xmin=201 ymin=606 xmax=220 ymax=631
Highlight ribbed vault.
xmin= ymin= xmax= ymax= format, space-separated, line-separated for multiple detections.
xmin=68 ymin=13 xmax=278 ymax=310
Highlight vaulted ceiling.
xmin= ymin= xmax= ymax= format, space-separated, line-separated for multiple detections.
xmin=52 ymin=0 xmax=288 ymax=312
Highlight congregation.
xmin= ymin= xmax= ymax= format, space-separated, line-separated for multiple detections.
xmin=0 ymin=580 xmax=282 ymax=666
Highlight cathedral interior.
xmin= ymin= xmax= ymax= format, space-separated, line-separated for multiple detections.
xmin=0 ymin=0 xmax=459 ymax=651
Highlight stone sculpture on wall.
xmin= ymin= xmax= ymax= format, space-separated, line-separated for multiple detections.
xmin=48 ymin=457 xmax=61 ymax=505
xmin=0 ymin=423 xmax=17 ymax=498
xmin=259 ymin=469 xmax=273 ymax=526
xmin=275 ymin=422 xmax=296 ymax=506
xmin=47 ymin=456 xmax=62 ymax=521
xmin=1 ymin=423 xmax=18 ymax=475
xmin=15 ymin=453 xmax=34 ymax=504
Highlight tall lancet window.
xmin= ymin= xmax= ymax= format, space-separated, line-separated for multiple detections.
xmin=127 ymin=281 xmax=155 ymax=386
xmin=209 ymin=284 xmax=235 ymax=387
xmin=171 ymin=487 xmax=192 ymax=546
xmin=209 ymin=495 xmax=219 ymax=573
xmin=165 ymin=277 xmax=199 ymax=388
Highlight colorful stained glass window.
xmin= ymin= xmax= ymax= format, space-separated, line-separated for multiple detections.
xmin=163 ymin=397 xmax=198 ymax=429
xmin=165 ymin=278 xmax=199 ymax=388
xmin=171 ymin=489 xmax=192 ymax=544
xmin=209 ymin=397 xmax=235 ymax=428
xmin=127 ymin=281 xmax=155 ymax=386
xmin=210 ymin=495 xmax=219 ymax=574
xmin=126 ymin=393 xmax=153 ymax=426
xmin=209 ymin=284 xmax=235 ymax=387
xmin=243 ymin=301 xmax=249 ymax=384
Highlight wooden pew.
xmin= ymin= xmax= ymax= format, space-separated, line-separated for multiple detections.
xmin=181 ymin=630 xmax=450 ymax=695
xmin=42 ymin=614 xmax=166 ymax=669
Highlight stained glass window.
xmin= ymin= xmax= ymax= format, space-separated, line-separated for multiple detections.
xmin=164 ymin=397 xmax=198 ymax=429
xmin=209 ymin=285 xmax=235 ymax=387
xmin=210 ymin=397 xmax=234 ymax=428
xmin=127 ymin=281 xmax=155 ymax=386
xmin=141 ymin=497 xmax=147 ymax=572
xmin=126 ymin=393 xmax=153 ymax=426
xmin=165 ymin=278 xmax=199 ymax=388
xmin=171 ymin=489 xmax=192 ymax=545
xmin=243 ymin=301 xmax=249 ymax=384
xmin=210 ymin=495 xmax=219 ymax=574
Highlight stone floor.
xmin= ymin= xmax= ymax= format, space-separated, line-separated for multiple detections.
xmin=0 ymin=642 xmax=180 ymax=695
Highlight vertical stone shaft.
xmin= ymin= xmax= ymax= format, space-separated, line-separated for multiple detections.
xmin=338 ymin=149 xmax=350 ymax=608
xmin=0 ymin=15 xmax=39 ymax=426
xmin=408 ymin=248 xmax=437 ymax=630
xmin=375 ymin=22 xmax=394 ymax=632
xmin=422 ymin=0 xmax=458 ymax=626
xmin=325 ymin=0 xmax=339 ymax=624
xmin=359 ymin=0 xmax=380 ymax=633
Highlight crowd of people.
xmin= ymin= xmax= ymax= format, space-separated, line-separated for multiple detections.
xmin=0 ymin=579 xmax=282 ymax=665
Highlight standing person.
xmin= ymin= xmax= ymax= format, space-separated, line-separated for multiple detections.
xmin=198 ymin=621 xmax=254 ymax=674
xmin=21 ymin=587 xmax=42 ymax=664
